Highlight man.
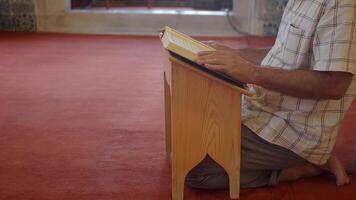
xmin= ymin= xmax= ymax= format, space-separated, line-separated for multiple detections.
xmin=186 ymin=0 xmax=355 ymax=188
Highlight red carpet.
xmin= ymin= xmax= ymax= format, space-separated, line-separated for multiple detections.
xmin=0 ymin=32 xmax=355 ymax=200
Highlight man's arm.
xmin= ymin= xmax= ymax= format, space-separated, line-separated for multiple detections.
xmin=252 ymin=66 xmax=352 ymax=100
xmin=196 ymin=50 xmax=352 ymax=100
xmin=235 ymin=48 xmax=270 ymax=65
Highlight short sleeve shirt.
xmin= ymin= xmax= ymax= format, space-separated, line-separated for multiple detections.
xmin=242 ymin=0 xmax=356 ymax=165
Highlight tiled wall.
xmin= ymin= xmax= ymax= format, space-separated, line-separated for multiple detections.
xmin=0 ymin=0 xmax=37 ymax=32
xmin=261 ymin=0 xmax=288 ymax=35
xmin=0 ymin=0 xmax=11 ymax=30
xmin=233 ymin=0 xmax=288 ymax=36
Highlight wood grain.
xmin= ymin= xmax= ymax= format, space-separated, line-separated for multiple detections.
xmin=166 ymin=56 xmax=244 ymax=200
xmin=164 ymin=52 xmax=173 ymax=157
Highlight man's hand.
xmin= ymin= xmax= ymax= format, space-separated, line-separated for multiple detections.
xmin=201 ymin=40 xmax=271 ymax=65
xmin=201 ymin=41 xmax=234 ymax=51
xmin=196 ymin=50 xmax=257 ymax=84
xmin=235 ymin=48 xmax=271 ymax=65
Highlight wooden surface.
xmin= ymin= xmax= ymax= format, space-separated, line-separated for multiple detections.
xmin=353 ymin=135 xmax=356 ymax=172
xmin=165 ymin=56 xmax=244 ymax=200
xmin=164 ymin=54 xmax=172 ymax=157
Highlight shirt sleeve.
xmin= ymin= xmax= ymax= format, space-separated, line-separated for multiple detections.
xmin=313 ymin=0 xmax=356 ymax=75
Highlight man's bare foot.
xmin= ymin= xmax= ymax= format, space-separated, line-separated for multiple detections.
xmin=320 ymin=155 xmax=350 ymax=186
xmin=280 ymin=163 xmax=322 ymax=182
xmin=280 ymin=156 xmax=350 ymax=186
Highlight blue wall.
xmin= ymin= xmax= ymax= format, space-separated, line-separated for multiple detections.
xmin=0 ymin=0 xmax=37 ymax=32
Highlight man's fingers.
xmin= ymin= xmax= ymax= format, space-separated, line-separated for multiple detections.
xmin=198 ymin=51 xmax=215 ymax=56
xmin=197 ymin=51 xmax=231 ymax=60
xmin=198 ymin=50 xmax=229 ymax=57
xmin=196 ymin=58 xmax=218 ymax=65
xmin=196 ymin=57 xmax=226 ymax=65
xmin=204 ymin=64 xmax=228 ymax=72
xmin=201 ymin=40 xmax=216 ymax=44
xmin=201 ymin=40 xmax=220 ymax=48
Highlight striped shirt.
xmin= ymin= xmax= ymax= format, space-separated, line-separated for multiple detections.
xmin=242 ymin=0 xmax=356 ymax=165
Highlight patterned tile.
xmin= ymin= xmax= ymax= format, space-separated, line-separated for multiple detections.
xmin=11 ymin=0 xmax=36 ymax=14
xmin=12 ymin=14 xmax=37 ymax=32
xmin=0 ymin=0 xmax=36 ymax=31
xmin=261 ymin=0 xmax=288 ymax=36
xmin=0 ymin=0 xmax=10 ymax=15
xmin=0 ymin=0 xmax=12 ymax=31
xmin=0 ymin=14 xmax=12 ymax=30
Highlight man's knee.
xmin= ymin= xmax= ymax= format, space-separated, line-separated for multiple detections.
xmin=185 ymin=171 xmax=207 ymax=189
xmin=185 ymin=170 xmax=229 ymax=190
xmin=186 ymin=169 xmax=281 ymax=190
xmin=184 ymin=156 xmax=229 ymax=189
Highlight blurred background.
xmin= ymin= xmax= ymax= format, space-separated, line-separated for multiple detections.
xmin=1 ymin=1 xmax=356 ymax=200
xmin=0 ymin=0 xmax=288 ymax=36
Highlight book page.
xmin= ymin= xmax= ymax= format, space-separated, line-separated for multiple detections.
xmin=169 ymin=34 xmax=207 ymax=54
xmin=167 ymin=27 xmax=214 ymax=54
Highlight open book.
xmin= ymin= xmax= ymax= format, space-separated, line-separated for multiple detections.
xmin=161 ymin=26 xmax=215 ymax=62
xmin=160 ymin=26 xmax=245 ymax=88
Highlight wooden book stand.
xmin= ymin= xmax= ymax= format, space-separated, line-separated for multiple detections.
xmin=164 ymin=54 xmax=252 ymax=200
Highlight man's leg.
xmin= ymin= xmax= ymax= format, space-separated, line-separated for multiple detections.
xmin=279 ymin=163 xmax=322 ymax=182
xmin=185 ymin=125 xmax=308 ymax=189
xmin=279 ymin=155 xmax=350 ymax=186
xmin=321 ymin=156 xmax=350 ymax=185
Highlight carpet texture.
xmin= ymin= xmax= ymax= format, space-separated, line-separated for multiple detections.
xmin=0 ymin=32 xmax=355 ymax=200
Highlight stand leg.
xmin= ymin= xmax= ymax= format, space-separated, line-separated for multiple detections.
xmin=353 ymin=134 xmax=356 ymax=172
xmin=164 ymin=72 xmax=172 ymax=158
xmin=172 ymin=167 xmax=186 ymax=200
xmin=228 ymin=172 xmax=240 ymax=199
